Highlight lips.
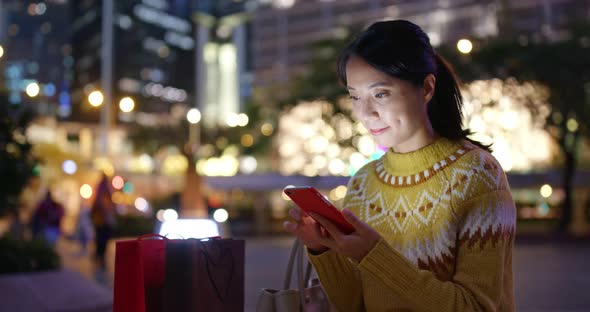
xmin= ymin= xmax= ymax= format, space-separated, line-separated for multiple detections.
xmin=370 ymin=127 xmax=390 ymax=136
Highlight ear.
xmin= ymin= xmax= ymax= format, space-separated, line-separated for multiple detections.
xmin=422 ymin=74 xmax=436 ymax=104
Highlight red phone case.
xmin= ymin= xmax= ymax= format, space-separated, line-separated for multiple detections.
xmin=284 ymin=186 xmax=355 ymax=234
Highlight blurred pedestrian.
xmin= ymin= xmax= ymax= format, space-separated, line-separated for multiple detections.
xmin=76 ymin=201 xmax=94 ymax=256
xmin=91 ymin=175 xmax=116 ymax=269
xmin=284 ymin=20 xmax=516 ymax=311
xmin=32 ymin=190 xmax=65 ymax=247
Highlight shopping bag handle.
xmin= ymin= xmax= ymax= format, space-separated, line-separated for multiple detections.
xmin=137 ymin=233 xmax=169 ymax=241
xmin=283 ymin=238 xmax=313 ymax=310
xmin=201 ymin=236 xmax=222 ymax=240
xmin=138 ymin=233 xmax=221 ymax=241
xmin=283 ymin=239 xmax=313 ymax=289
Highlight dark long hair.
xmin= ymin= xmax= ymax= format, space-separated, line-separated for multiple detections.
xmin=337 ymin=20 xmax=491 ymax=152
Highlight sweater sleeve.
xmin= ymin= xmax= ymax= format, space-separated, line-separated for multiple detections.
xmin=308 ymin=249 xmax=364 ymax=311
xmin=357 ymin=189 xmax=516 ymax=312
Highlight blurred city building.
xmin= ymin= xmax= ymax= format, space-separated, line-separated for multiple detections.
xmin=70 ymin=0 xmax=197 ymax=123
xmin=252 ymin=0 xmax=590 ymax=89
xmin=193 ymin=0 xmax=255 ymax=128
xmin=0 ymin=0 xmax=71 ymax=114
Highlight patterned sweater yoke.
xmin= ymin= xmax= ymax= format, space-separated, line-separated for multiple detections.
xmin=309 ymin=137 xmax=516 ymax=312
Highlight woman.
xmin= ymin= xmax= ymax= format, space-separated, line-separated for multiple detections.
xmin=284 ymin=20 xmax=516 ymax=311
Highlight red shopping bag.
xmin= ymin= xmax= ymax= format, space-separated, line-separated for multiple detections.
xmin=113 ymin=234 xmax=168 ymax=312
xmin=163 ymin=238 xmax=245 ymax=312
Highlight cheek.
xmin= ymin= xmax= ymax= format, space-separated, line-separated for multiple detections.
xmin=381 ymin=108 xmax=421 ymax=132
xmin=389 ymin=118 xmax=405 ymax=132
xmin=380 ymin=106 xmax=406 ymax=125
xmin=351 ymin=106 xmax=362 ymax=120
xmin=383 ymin=98 xmax=424 ymax=123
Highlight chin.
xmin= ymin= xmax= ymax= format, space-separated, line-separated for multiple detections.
xmin=375 ymin=134 xmax=409 ymax=151
xmin=374 ymin=138 xmax=395 ymax=149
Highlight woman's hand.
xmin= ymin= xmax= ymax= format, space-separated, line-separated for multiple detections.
xmin=283 ymin=206 xmax=330 ymax=253
xmin=310 ymin=209 xmax=381 ymax=262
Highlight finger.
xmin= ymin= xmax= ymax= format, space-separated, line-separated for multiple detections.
xmin=310 ymin=213 xmax=344 ymax=240
xmin=298 ymin=206 xmax=310 ymax=217
xmin=283 ymin=220 xmax=298 ymax=233
xmin=342 ymin=209 xmax=368 ymax=232
xmin=288 ymin=207 xmax=302 ymax=222
xmin=320 ymin=226 xmax=329 ymax=238
xmin=314 ymin=222 xmax=331 ymax=239
xmin=314 ymin=228 xmax=337 ymax=250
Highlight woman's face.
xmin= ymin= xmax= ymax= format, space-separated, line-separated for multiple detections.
xmin=345 ymin=56 xmax=435 ymax=152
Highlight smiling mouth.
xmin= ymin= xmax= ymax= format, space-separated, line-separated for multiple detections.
xmin=370 ymin=127 xmax=390 ymax=136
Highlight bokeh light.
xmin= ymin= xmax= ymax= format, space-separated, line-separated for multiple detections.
xmin=26 ymin=82 xmax=40 ymax=97
xmin=261 ymin=123 xmax=274 ymax=136
xmin=163 ymin=209 xmax=178 ymax=222
xmin=123 ymin=182 xmax=134 ymax=193
xmin=226 ymin=113 xmax=239 ymax=127
xmin=462 ymin=79 xmax=554 ymax=172
xmin=187 ymin=108 xmax=202 ymax=124
xmin=62 ymin=160 xmax=77 ymax=175
xmin=88 ymin=90 xmax=104 ymax=107
xmin=241 ymin=134 xmax=254 ymax=147
xmin=237 ymin=113 xmax=249 ymax=127
xmin=112 ymin=176 xmax=124 ymax=190
xmin=540 ymin=184 xmax=553 ymax=198
xmin=457 ymin=39 xmax=473 ymax=54
xmin=134 ymin=197 xmax=149 ymax=212
xmin=239 ymin=156 xmax=258 ymax=174
xmin=566 ymin=118 xmax=579 ymax=132
xmin=80 ymin=184 xmax=93 ymax=199
xmin=119 ymin=96 xmax=135 ymax=112
xmin=213 ymin=208 xmax=229 ymax=223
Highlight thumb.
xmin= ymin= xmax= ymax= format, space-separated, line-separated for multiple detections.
xmin=342 ymin=209 xmax=367 ymax=231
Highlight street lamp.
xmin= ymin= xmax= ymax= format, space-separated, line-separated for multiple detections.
xmin=25 ymin=82 xmax=40 ymax=97
xmin=119 ymin=96 xmax=135 ymax=112
xmin=186 ymin=108 xmax=201 ymax=154
xmin=0 ymin=45 xmax=4 ymax=58
xmin=88 ymin=90 xmax=104 ymax=107
xmin=457 ymin=39 xmax=473 ymax=54
xmin=187 ymin=108 xmax=201 ymax=124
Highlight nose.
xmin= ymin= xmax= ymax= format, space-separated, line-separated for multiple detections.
xmin=358 ymin=98 xmax=379 ymax=121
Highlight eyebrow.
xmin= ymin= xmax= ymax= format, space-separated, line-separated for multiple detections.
xmin=346 ymin=81 xmax=392 ymax=90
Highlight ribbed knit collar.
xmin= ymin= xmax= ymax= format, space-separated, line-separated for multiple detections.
xmin=381 ymin=137 xmax=465 ymax=177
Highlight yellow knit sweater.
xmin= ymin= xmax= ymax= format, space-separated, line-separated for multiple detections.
xmin=308 ymin=138 xmax=516 ymax=312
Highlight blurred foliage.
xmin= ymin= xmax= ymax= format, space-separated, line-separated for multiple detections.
xmin=0 ymin=235 xmax=60 ymax=274
xmin=264 ymin=27 xmax=368 ymax=171
xmin=438 ymin=20 xmax=590 ymax=233
xmin=438 ymin=21 xmax=590 ymax=139
xmin=0 ymin=98 xmax=39 ymax=217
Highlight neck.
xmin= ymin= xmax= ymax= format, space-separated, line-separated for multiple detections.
xmin=392 ymin=126 xmax=438 ymax=154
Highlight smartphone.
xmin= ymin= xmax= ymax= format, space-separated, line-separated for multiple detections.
xmin=283 ymin=186 xmax=355 ymax=234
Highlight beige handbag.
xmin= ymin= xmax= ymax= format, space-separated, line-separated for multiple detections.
xmin=256 ymin=239 xmax=333 ymax=312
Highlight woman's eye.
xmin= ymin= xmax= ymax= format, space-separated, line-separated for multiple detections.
xmin=349 ymin=95 xmax=360 ymax=101
xmin=375 ymin=92 xmax=388 ymax=98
